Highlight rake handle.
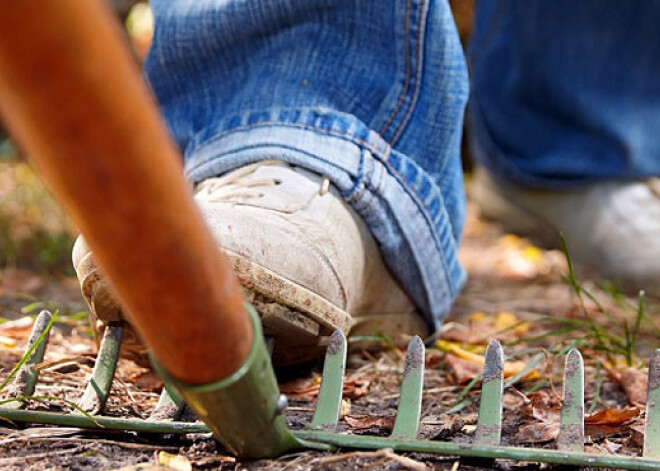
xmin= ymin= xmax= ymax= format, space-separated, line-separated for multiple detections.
xmin=0 ymin=1 xmax=252 ymax=384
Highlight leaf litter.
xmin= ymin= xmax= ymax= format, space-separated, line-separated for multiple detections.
xmin=0 ymin=201 xmax=659 ymax=469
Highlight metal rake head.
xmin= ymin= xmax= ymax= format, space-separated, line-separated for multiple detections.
xmin=1 ymin=310 xmax=660 ymax=469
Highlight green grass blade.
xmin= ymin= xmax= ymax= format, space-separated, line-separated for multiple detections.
xmin=0 ymin=310 xmax=55 ymax=395
xmin=2 ymin=310 xmax=53 ymax=409
xmin=588 ymin=360 xmax=602 ymax=414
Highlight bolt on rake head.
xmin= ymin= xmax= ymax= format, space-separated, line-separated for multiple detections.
xmin=1 ymin=308 xmax=660 ymax=469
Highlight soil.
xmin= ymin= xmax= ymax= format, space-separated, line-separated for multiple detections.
xmin=1 ymin=201 xmax=658 ymax=470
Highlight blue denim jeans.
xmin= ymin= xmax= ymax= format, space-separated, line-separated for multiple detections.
xmin=469 ymin=0 xmax=660 ymax=188
xmin=144 ymin=0 xmax=469 ymax=330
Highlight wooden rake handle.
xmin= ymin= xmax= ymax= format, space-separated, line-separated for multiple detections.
xmin=0 ymin=0 xmax=252 ymax=384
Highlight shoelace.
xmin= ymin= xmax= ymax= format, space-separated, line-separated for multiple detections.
xmin=195 ymin=160 xmax=283 ymax=202
xmin=194 ymin=159 xmax=332 ymax=203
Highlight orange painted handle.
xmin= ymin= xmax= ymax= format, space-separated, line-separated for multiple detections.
xmin=0 ymin=1 xmax=252 ymax=384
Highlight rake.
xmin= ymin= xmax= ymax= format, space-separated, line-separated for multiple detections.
xmin=1 ymin=309 xmax=659 ymax=469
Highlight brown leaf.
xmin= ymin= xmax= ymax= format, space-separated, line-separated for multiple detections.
xmin=523 ymin=390 xmax=562 ymax=423
xmin=129 ymin=371 xmax=164 ymax=392
xmin=279 ymin=377 xmax=320 ymax=399
xmin=279 ymin=376 xmax=370 ymax=400
xmin=515 ymin=422 xmax=559 ymax=444
xmin=585 ymin=407 xmax=640 ymax=425
xmin=0 ymin=316 xmax=34 ymax=338
xmin=445 ymin=353 xmax=482 ymax=384
xmin=344 ymin=414 xmax=395 ymax=431
xmin=344 ymin=377 xmax=371 ymax=399
xmin=584 ymin=408 xmax=640 ymax=440
xmin=620 ymin=368 xmax=648 ymax=406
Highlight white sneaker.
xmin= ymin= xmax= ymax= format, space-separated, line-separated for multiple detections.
xmin=73 ymin=161 xmax=427 ymax=365
xmin=472 ymin=167 xmax=660 ymax=296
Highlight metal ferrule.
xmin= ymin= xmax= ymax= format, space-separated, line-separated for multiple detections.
xmin=152 ymin=304 xmax=300 ymax=458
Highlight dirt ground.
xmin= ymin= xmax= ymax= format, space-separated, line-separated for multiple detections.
xmin=1 ymin=178 xmax=658 ymax=470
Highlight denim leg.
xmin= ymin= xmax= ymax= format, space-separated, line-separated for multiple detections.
xmin=144 ymin=0 xmax=468 ymax=330
xmin=469 ymin=0 xmax=660 ymax=188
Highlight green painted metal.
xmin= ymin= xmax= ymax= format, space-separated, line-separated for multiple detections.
xmin=644 ymin=349 xmax=660 ymax=459
xmin=3 ymin=408 xmax=660 ymax=469
xmin=294 ymin=430 xmax=660 ymax=470
xmin=149 ymin=385 xmax=185 ymax=421
xmin=2 ymin=310 xmax=53 ymax=410
xmin=557 ymin=348 xmax=584 ymax=452
xmin=76 ymin=323 xmax=123 ymax=414
xmin=310 ymin=330 xmax=346 ymax=428
xmin=391 ymin=336 xmax=424 ymax=439
xmin=3 ymin=310 xmax=660 ymax=469
xmin=0 ymin=408 xmax=209 ymax=433
xmin=153 ymin=304 xmax=302 ymax=458
xmin=474 ymin=339 xmax=503 ymax=446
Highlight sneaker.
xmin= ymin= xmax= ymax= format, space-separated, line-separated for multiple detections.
xmin=471 ymin=166 xmax=660 ymax=296
xmin=73 ymin=161 xmax=427 ymax=365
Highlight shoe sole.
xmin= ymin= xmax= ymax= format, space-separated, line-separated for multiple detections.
xmin=76 ymin=248 xmax=353 ymax=366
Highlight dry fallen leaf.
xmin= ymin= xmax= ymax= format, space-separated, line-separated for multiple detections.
xmin=344 ymin=414 xmax=395 ymax=431
xmin=157 ymin=452 xmax=192 ymax=471
xmin=620 ymin=368 xmax=648 ymax=406
xmin=514 ymin=390 xmax=562 ymax=444
xmin=280 ymin=376 xmax=370 ymax=400
xmin=0 ymin=316 xmax=34 ymax=338
xmin=436 ymin=340 xmax=539 ymax=381
xmin=584 ymin=407 xmax=640 ymax=439
xmin=0 ymin=335 xmax=17 ymax=348
xmin=441 ymin=311 xmax=528 ymax=344
xmin=515 ymin=422 xmax=559 ymax=444
xmin=524 ymin=390 xmax=562 ymax=423
xmin=585 ymin=407 xmax=640 ymax=425
xmin=494 ymin=311 xmax=530 ymax=335
xmin=128 ymin=371 xmax=165 ymax=392
xmin=445 ymin=353 xmax=482 ymax=384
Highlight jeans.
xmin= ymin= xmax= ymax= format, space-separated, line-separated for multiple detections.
xmin=469 ymin=0 xmax=660 ymax=189
xmin=144 ymin=0 xmax=469 ymax=330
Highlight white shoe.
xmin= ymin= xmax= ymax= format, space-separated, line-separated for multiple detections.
xmin=73 ymin=161 xmax=426 ymax=365
xmin=472 ymin=167 xmax=660 ymax=296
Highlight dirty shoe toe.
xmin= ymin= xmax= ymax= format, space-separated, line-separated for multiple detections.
xmin=73 ymin=160 xmax=426 ymax=366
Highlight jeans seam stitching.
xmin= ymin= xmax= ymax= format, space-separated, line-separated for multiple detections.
xmin=390 ymin=0 xmax=427 ymax=144
xmin=379 ymin=0 xmax=413 ymax=138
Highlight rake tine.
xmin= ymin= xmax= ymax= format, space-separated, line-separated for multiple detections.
xmin=391 ymin=336 xmax=425 ymax=438
xmin=644 ymin=349 xmax=660 ymax=458
xmin=3 ymin=310 xmax=53 ymax=409
xmin=310 ymin=330 xmax=346 ymax=428
xmin=75 ymin=323 xmax=123 ymax=414
xmin=557 ymin=348 xmax=584 ymax=452
xmin=149 ymin=385 xmax=185 ymax=421
xmin=474 ymin=339 xmax=503 ymax=446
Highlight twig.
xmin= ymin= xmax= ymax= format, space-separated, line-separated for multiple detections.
xmin=315 ymin=448 xmax=428 ymax=471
